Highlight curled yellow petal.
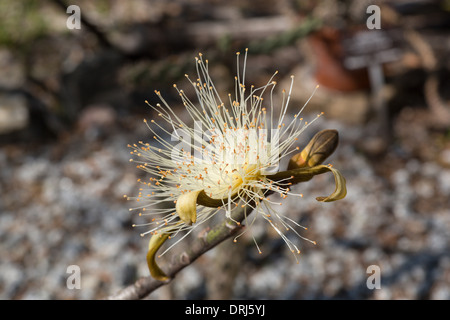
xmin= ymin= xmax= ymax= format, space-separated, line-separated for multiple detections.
xmin=314 ymin=165 xmax=347 ymax=202
xmin=176 ymin=190 xmax=203 ymax=225
xmin=146 ymin=233 xmax=170 ymax=281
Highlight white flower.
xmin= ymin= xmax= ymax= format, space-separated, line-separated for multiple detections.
xmin=127 ymin=50 xmax=346 ymax=280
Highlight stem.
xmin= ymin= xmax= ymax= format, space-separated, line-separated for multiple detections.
xmin=106 ymin=206 xmax=248 ymax=300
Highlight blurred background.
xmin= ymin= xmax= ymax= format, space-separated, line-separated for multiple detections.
xmin=0 ymin=0 xmax=449 ymax=299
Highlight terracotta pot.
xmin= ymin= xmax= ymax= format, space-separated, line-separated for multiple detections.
xmin=308 ymin=27 xmax=370 ymax=92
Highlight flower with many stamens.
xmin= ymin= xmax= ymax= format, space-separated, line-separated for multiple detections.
xmin=127 ymin=49 xmax=347 ymax=281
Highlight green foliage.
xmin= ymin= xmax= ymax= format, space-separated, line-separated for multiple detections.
xmin=0 ymin=0 xmax=49 ymax=48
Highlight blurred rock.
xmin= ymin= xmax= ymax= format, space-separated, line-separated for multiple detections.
xmin=279 ymin=64 xmax=371 ymax=125
xmin=0 ymin=49 xmax=25 ymax=89
xmin=77 ymin=104 xmax=118 ymax=140
xmin=0 ymin=95 xmax=28 ymax=134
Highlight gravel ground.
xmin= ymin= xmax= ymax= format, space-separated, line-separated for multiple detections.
xmin=1 ymin=104 xmax=449 ymax=300
xmin=0 ymin=0 xmax=449 ymax=300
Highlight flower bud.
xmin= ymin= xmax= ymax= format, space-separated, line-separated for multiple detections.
xmin=288 ymin=129 xmax=339 ymax=169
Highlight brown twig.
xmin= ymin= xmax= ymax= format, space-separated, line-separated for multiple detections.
xmin=106 ymin=206 xmax=248 ymax=300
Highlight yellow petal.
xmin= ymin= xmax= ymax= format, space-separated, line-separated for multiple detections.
xmin=146 ymin=233 xmax=170 ymax=281
xmin=176 ymin=190 xmax=203 ymax=225
xmin=314 ymin=165 xmax=347 ymax=202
